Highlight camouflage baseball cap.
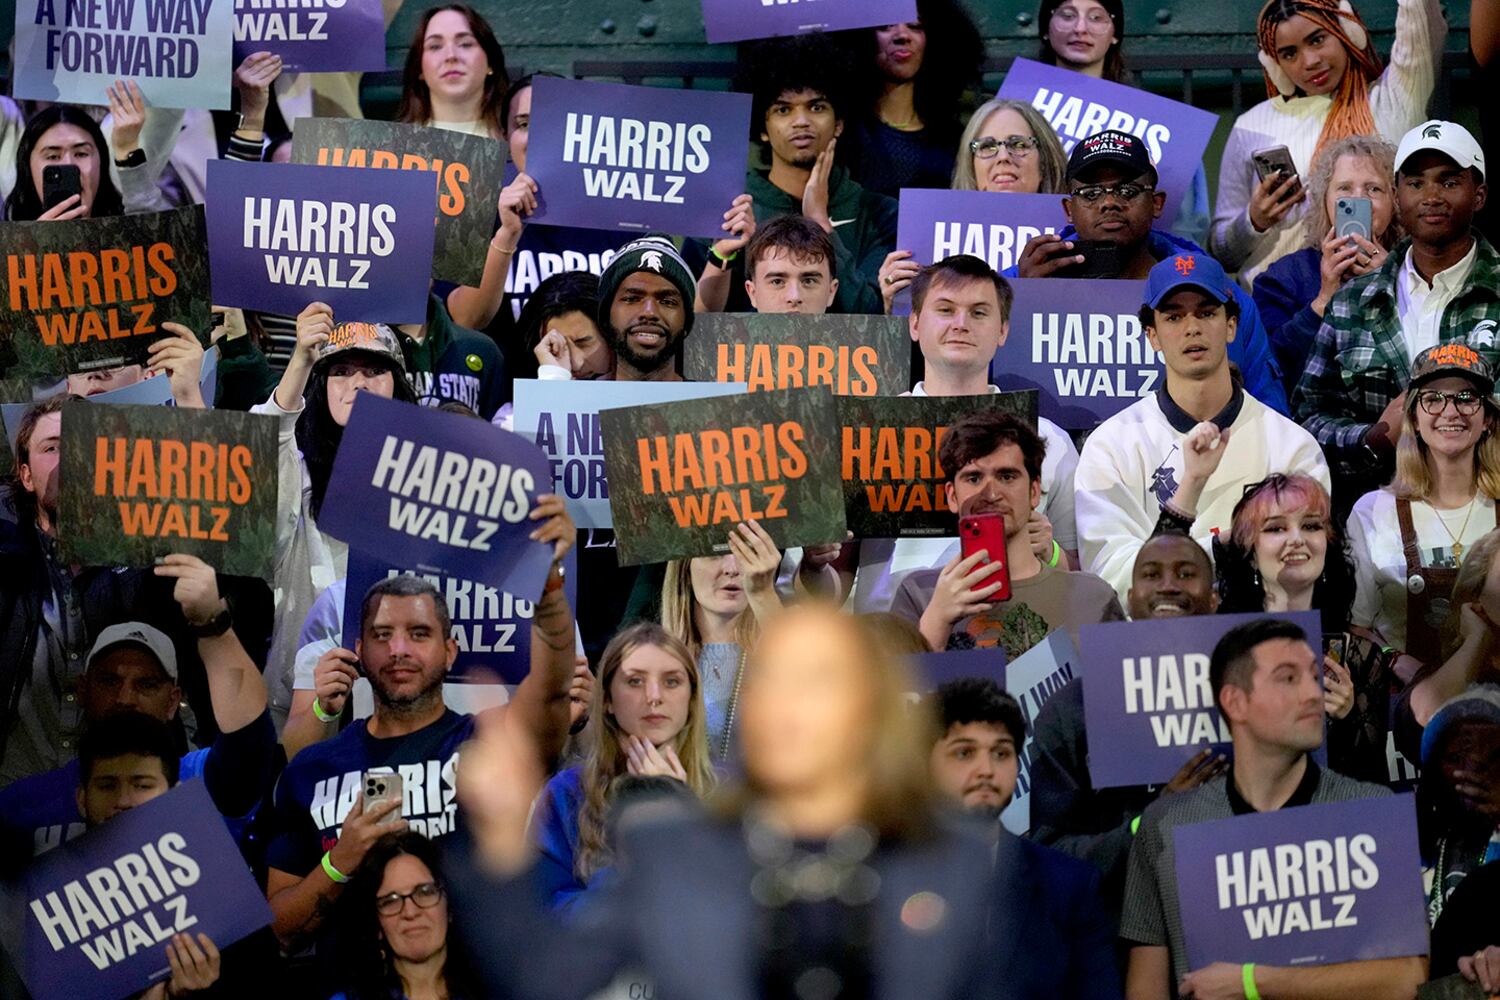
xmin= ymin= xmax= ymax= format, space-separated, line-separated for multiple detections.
xmin=317 ymin=322 xmax=407 ymax=374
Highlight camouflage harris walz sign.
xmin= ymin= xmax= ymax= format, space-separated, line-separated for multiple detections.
xmin=58 ymin=403 xmax=278 ymax=578
xmin=682 ymin=313 xmax=911 ymax=395
xmin=838 ymin=391 xmax=1039 ymax=538
xmin=290 ymin=118 xmax=508 ymax=287
xmin=0 ymin=207 xmax=210 ymax=383
xmin=599 ymin=386 xmax=847 ymax=566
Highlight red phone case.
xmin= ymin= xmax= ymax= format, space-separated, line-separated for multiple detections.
xmin=959 ymin=513 xmax=1011 ymax=602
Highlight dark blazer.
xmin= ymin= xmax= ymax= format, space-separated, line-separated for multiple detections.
xmin=449 ymin=808 xmax=1120 ymax=1000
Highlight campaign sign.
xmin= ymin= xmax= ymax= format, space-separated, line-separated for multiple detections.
xmin=1175 ymin=795 xmax=1428 ymax=969
xmin=205 ymin=160 xmax=436 ymax=324
xmin=0 ymin=781 xmax=271 ymax=1000
xmin=11 ymin=0 xmax=233 ymax=109
xmin=341 ymin=547 xmax=578 ymax=685
xmin=1004 ymin=629 xmax=1079 ymax=835
xmin=837 ymin=391 xmax=1039 ymax=538
xmin=909 ymin=647 xmax=1006 ymax=691
xmin=525 ymin=76 xmax=752 ymax=238
xmin=1081 ymin=611 xmax=1323 ymax=789
xmin=511 ymin=378 xmax=747 ymax=530
xmin=58 ymin=403 xmax=277 ymax=577
xmin=234 ymin=0 xmax=386 ymax=72
xmin=599 ymin=386 xmax=846 ymax=566
xmin=995 ymin=57 xmax=1218 ymax=222
xmin=319 ymin=394 xmax=556 ymax=598
xmin=892 ymin=190 xmax=1064 ymax=315
xmin=683 ymin=314 xmax=910 ymax=396
xmin=291 ymin=119 xmax=509 ymax=286
xmin=700 ymin=0 xmax=917 ymax=42
xmin=0 ymin=208 xmax=211 ymax=381
xmin=992 ymin=278 xmax=1162 ymax=431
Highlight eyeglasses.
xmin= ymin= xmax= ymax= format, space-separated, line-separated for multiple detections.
xmin=1051 ymin=6 xmax=1115 ymax=32
xmin=375 ymin=882 xmax=444 ymax=916
xmin=970 ymin=135 xmax=1041 ymax=160
xmin=1069 ymin=182 xmax=1154 ymax=203
xmin=1416 ymin=389 xmax=1485 ymax=415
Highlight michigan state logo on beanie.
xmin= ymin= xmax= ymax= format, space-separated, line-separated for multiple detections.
xmin=598 ymin=234 xmax=697 ymax=333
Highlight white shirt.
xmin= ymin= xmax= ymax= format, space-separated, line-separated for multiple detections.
xmin=1396 ymin=241 xmax=1479 ymax=362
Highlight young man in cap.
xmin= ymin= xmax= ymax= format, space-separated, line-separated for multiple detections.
xmin=1296 ymin=120 xmax=1500 ymax=498
xmin=596 ymin=235 xmax=697 ymax=381
xmin=1010 ymin=129 xmax=1289 ymax=414
xmin=1075 ymin=253 xmax=1328 ymax=601
xmin=1122 ymin=618 xmax=1424 ymax=1000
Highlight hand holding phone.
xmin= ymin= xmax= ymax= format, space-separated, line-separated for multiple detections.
xmin=1059 ymin=239 xmax=1124 ymax=279
xmin=1335 ymin=197 xmax=1372 ymax=243
xmin=41 ymin=164 xmax=83 ymax=215
xmin=362 ymin=768 xmax=404 ymax=822
xmin=959 ymin=512 xmax=1011 ymax=602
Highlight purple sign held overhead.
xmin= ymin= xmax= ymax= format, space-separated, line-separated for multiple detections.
xmin=700 ymin=0 xmax=917 ymax=43
xmin=991 ymin=277 xmax=1163 ymax=431
xmin=205 ymin=160 xmax=436 ymax=325
xmin=996 ymin=57 xmax=1217 ymax=223
xmin=894 ymin=190 xmax=1064 ymax=315
xmin=233 ymin=0 xmax=387 ymax=72
xmin=1175 ymin=795 xmax=1428 ymax=970
xmin=1080 ymin=612 xmax=1323 ymax=789
xmin=525 ymin=76 xmax=753 ymax=239
xmin=0 ymin=781 xmax=272 ymax=1000
xmin=318 ymin=394 xmax=557 ymax=600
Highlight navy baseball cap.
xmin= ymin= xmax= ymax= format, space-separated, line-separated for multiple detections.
xmin=1066 ymin=129 xmax=1159 ymax=185
xmin=1144 ymin=253 xmax=1236 ymax=309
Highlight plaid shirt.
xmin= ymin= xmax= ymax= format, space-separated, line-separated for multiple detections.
xmin=1293 ymin=235 xmax=1500 ymax=476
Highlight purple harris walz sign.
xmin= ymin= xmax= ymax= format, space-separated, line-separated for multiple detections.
xmin=524 ymin=76 xmax=753 ymax=239
xmin=991 ymin=277 xmax=1163 ymax=431
xmin=205 ymin=160 xmax=435 ymax=324
xmin=233 ymin=0 xmax=387 ymax=72
xmin=700 ymin=0 xmax=917 ymax=43
xmin=996 ymin=58 xmax=1218 ymax=223
xmin=0 ymin=781 xmax=272 ymax=1000
xmin=318 ymin=394 xmax=557 ymax=600
xmin=1175 ymin=794 xmax=1428 ymax=970
xmin=1080 ymin=611 xmax=1324 ymax=789
xmin=893 ymin=190 xmax=1065 ymax=315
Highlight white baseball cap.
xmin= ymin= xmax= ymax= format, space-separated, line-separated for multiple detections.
xmin=86 ymin=622 xmax=179 ymax=680
xmin=1396 ymin=120 xmax=1486 ymax=181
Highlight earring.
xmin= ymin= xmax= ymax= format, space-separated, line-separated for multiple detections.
xmin=1253 ymin=566 xmax=1263 ymax=589
xmin=1258 ymin=49 xmax=1297 ymax=97
xmin=1336 ymin=0 xmax=1369 ymax=51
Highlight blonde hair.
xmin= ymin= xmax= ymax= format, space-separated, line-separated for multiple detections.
xmin=951 ymin=98 xmax=1068 ymax=194
xmin=661 ymin=556 xmax=761 ymax=660
xmin=574 ymin=624 xmax=717 ymax=881
xmin=716 ymin=606 xmax=936 ymax=843
xmin=1391 ymin=390 xmax=1500 ymax=502
xmin=1442 ymin=529 xmax=1500 ymax=657
xmin=1301 ymin=134 xmax=1402 ymax=248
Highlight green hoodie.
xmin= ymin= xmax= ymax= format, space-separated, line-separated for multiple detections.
xmin=687 ymin=166 xmax=897 ymax=315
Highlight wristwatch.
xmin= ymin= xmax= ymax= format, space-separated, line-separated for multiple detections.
xmin=113 ymin=148 xmax=146 ymax=169
xmin=189 ymin=606 xmax=233 ymax=639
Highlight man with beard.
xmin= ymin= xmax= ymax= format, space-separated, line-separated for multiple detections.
xmin=262 ymin=502 xmax=577 ymax=985
xmin=891 ymin=409 xmax=1122 ymax=655
xmin=596 ymin=235 xmax=696 ymax=381
xmin=924 ymin=676 xmax=1122 ymax=1000
xmin=0 ymin=395 xmax=273 ymax=787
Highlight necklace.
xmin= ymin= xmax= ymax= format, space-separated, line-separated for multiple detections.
xmin=1427 ymin=493 xmax=1480 ymax=561
xmin=879 ymin=113 xmax=922 ymax=131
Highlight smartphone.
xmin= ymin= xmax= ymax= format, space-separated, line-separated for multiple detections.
xmin=41 ymin=164 xmax=82 ymax=212
xmin=362 ymin=768 xmax=403 ymax=819
xmin=1323 ymin=632 xmax=1347 ymax=666
xmin=959 ymin=512 xmax=1011 ymax=602
xmin=1335 ymin=197 xmax=1372 ymax=243
xmin=1252 ymin=145 xmax=1299 ymax=186
xmin=1062 ymin=240 xmax=1124 ymax=279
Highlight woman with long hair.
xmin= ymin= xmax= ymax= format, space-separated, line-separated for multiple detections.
xmin=1210 ymin=0 xmax=1444 ymax=283
xmin=3 ymin=103 xmax=129 ymax=221
xmin=837 ymin=0 xmax=985 ymax=198
xmin=659 ymin=521 xmax=783 ymax=758
xmin=529 ymin=623 xmax=718 ymax=913
xmin=332 ymin=831 xmax=475 ymax=1000
xmin=1252 ymin=134 xmax=1401 ymax=382
xmin=396 ymin=3 xmax=508 ymax=139
xmin=454 ymin=606 xmax=1045 ymax=998
xmin=1347 ymin=346 xmax=1500 ymax=671
xmin=257 ymin=305 xmax=418 ymax=736
xmin=1036 ymin=0 xmax=1126 ymax=82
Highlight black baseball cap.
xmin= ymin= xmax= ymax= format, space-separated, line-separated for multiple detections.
xmin=1066 ymin=130 xmax=1159 ymax=185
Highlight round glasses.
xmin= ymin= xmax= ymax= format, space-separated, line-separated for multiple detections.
xmin=1051 ymin=7 xmax=1115 ymax=32
xmin=1416 ymin=389 xmax=1485 ymax=415
xmin=970 ymin=135 xmax=1040 ymax=160
xmin=375 ymin=881 xmax=444 ymax=916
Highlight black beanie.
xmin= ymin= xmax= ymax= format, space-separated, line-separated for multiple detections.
xmin=597 ymin=235 xmax=697 ymax=336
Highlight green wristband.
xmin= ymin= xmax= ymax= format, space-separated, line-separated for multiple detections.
xmin=321 ymin=850 xmax=349 ymax=884
xmin=1242 ymin=962 xmax=1260 ymax=1000
xmin=709 ymin=246 xmax=738 ymax=264
xmin=1048 ymin=539 xmax=1063 ymax=567
xmin=1130 ymin=814 xmax=1142 ymax=835
xmin=311 ymin=697 xmax=339 ymax=724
